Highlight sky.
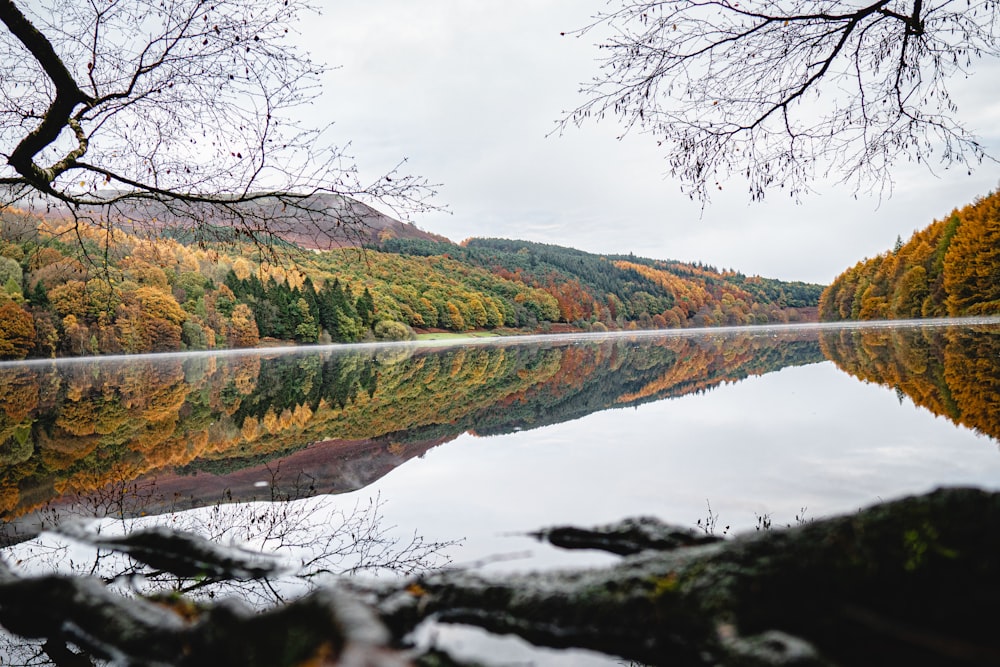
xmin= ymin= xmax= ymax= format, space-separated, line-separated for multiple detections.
xmin=296 ymin=1 xmax=1000 ymax=285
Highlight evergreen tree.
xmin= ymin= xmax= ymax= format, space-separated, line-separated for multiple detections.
xmin=294 ymin=298 xmax=319 ymax=343
xmin=356 ymin=287 xmax=376 ymax=329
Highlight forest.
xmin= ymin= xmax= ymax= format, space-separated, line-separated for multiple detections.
xmin=383 ymin=237 xmax=822 ymax=328
xmin=819 ymin=190 xmax=1000 ymax=321
xmin=0 ymin=208 xmax=823 ymax=360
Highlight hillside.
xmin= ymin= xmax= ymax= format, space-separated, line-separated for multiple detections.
xmin=819 ymin=190 xmax=1000 ymax=320
xmin=0 ymin=205 xmax=823 ymax=359
xmin=22 ymin=191 xmax=449 ymax=249
xmin=381 ymin=237 xmax=822 ymax=328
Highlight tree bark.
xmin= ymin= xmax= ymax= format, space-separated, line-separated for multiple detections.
xmin=0 ymin=0 xmax=92 ymax=186
xmin=2 ymin=487 xmax=999 ymax=666
xmin=377 ymin=487 xmax=1000 ymax=666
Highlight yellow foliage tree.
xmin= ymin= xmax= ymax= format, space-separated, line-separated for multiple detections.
xmin=0 ymin=302 xmax=34 ymax=360
xmin=228 ymin=303 xmax=260 ymax=348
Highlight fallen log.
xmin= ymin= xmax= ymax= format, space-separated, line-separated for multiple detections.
xmin=377 ymin=487 xmax=1000 ymax=666
xmin=0 ymin=562 xmax=406 ymax=666
xmin=1 ymin=487 xmax=998 ymax=666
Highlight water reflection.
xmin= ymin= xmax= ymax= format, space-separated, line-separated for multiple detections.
xmin=820 ymin=321 xmax=1000 ymax=440
xmin=2 ymin=321 xmax=1000 ymax=665
xmin=2 ymin=320 xmax=999 ymax=531
xmin=0 ymin=328 xmax=823 ymax=524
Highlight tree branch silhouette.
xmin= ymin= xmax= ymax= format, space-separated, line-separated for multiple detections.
xmin=562 ymin=0 xmax=998 ymax=201
xmin=0 ymin=0 xmax=435 ymax=250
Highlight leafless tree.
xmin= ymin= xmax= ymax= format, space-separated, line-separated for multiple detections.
xmin=0 ymin=0 xmax=435 ymax=249
xmin=563 ymin=0 xmax=1000 ymax=201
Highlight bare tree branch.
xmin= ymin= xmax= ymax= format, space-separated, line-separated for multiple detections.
xmin=561 ymin=0 xmax=1000 ymax=202
xmin=0 ymin=0 xmax=436 ymax=250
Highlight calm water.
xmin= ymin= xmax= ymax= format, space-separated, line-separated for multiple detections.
xmin=363 ymin=319 xmax=1000 ymax=571
xmin=2 ymin=318 xmax=998 ymax=559
xmin=1 ymin=319 xmax=999 ymax=660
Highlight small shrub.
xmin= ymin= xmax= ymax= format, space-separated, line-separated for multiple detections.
xmin=373 ymin=319 xmax=415 ymax=341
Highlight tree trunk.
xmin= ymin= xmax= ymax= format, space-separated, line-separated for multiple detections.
xmin=377 ymin=487 xmax=1000 ymax=666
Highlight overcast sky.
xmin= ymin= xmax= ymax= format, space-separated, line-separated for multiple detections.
xmin=297 ymin=1 xmax=1000 ymax=285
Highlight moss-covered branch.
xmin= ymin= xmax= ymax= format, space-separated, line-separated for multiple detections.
xmin=1 ymin=487 xmax=998 ymax=666
xmin=378 ymin=487 xmax=1000 ymax=665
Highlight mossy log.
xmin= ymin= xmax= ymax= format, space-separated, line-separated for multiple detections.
xmin=378 ymin=487 xmax=1000 ymax=666
xmin=0 ymin=487 xmax=998 ymax=666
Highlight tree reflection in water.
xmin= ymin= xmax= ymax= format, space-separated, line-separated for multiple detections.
xmin=820 ymin=321 xmax=1000 ymax=441
xmin=0 ymin=329 xmax=826 ymax=525
xmin=1 ymin=474 xmax=460 ymax=666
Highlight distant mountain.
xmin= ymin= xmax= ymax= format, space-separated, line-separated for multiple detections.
xmin=242 ymin=194 xmax=452 ymax=249
xmin=20 ymin=190 xmax=450 ymax=249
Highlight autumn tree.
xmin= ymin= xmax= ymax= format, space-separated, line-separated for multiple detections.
xmin=0 ymin=0 xmax=433 ymax=249
xmin=228 ymin=303 xmax=260 ymax=348
xmin=821 ymin=190 xmax=1000 ymax=321
xmin=28 ymin=306 xmax=58 ymax=357
xmin=565 ymin=0 xmax=999 ymax=201
xmin=47 ymin=279 xmax=86 ymax=319
xmin=891 ymin=265 xmax=929 ymax=318
xmin=442 ymin=302 xmax=466 ymax=331
xmin=944 ymin=193 xmax=1000 ymax=315
xmin=0 ymin=301 xmax=34 ymax=359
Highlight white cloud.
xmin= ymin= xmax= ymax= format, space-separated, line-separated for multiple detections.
xmin=296 ymin=1 xmax=1000 ymax=284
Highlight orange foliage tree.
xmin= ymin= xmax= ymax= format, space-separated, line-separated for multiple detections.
xmin=0 ymin=302 xmax=34 ymax=359
xmin=821 ymin=190 xmax=1000 ymax=321
xmin=228 ymin=303 xmax=260 ymax=348
xmin=944 ymin=194 xmax=1000 ymax=316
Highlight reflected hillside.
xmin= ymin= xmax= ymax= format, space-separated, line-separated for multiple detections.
xmin=0 ymin=329 xmax=823 ymax=521
xmin=819 ymin=323 xmax=1000 ymax=441
xmin=413 ymin=330 xmax=823 ymax=439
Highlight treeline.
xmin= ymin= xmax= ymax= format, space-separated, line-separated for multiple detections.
xmin=382 ymin=237 xmax=821 ymax=329
xmin=819 ymin=190 xmax=1000 ymax=321
xmin=0 ymin=209 xmax=561 ymax=359
xmin=0 ymin=208 xmax=823 ymax=359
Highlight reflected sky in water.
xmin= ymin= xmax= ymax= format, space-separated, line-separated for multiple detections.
xmin=357 ymin=355 xmax=1000 ymax=571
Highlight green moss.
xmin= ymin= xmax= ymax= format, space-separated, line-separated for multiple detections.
xmin=649 ymin=573 xmax=679 ymax=598
xmin=902 ymin=521 xmax=958 ymax=572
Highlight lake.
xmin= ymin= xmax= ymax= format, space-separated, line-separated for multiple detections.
xmin=1 ymin=318 xmax=999 ymax=663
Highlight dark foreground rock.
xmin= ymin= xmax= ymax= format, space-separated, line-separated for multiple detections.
xmin=1 ymin=487 xmax=998 ymax=666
